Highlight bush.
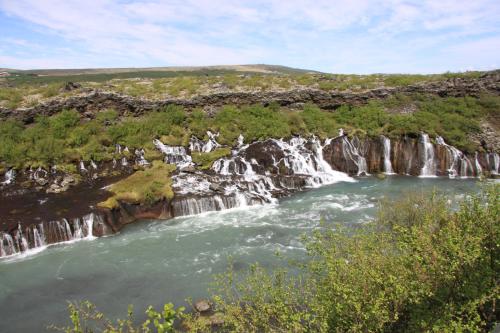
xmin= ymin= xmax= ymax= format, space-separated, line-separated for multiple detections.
xmin=182 ymin=185 xmax=499 ymax=332
xmin=59 ymin=186 xmax=499 ymax=332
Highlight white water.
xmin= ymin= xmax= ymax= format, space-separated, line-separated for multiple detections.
xmin=340 ymin=136 xmax=368 ymax=176
xmin=490 ymin=153 xmax=499 ymax=175
xmin=420 ymin=133 xmax=437 ymax=177
xmin=273 ymin=136 xmax=355 ymax=186
xmin=237 ymin=134 xmax=245 ymax=147
xmin=154 ymin=139 xmax=193 ymax=168
xmin=475 ymin=153 xmax=482 ymax=176
xmin=0 ymin=214 xmax=97 ymax=258
xmin=436 ymin=136 xmax=474 ymax=178
xmin=0 ymin=177 xmax=481 ymax=333
xmin=79 ymin=161 xmax=87 ymax=172
xmin=1 ymin=168 xmax=15 ymax=185
xmin=189 ymin=131 xmax=221 ymax=153
xmin=135 ymin=149 xmax=149 ymax=166
xmin=381 ymin=136 xmax=394 ymax=174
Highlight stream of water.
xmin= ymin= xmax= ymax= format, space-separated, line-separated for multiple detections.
xmin=0 ymin=176 xmax=483 ymax=332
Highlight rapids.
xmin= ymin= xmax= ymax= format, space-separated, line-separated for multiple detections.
xmin=0 ymin=176 xmax=483 ymax=332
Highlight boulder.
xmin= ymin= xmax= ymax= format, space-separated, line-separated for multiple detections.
xmin=194 ymin=299 xmax=211 ymax=313
xmin=180 ymin=165 xmax=197 ymax=173
xmin=209 ymin=183 xmax=222 ymax=192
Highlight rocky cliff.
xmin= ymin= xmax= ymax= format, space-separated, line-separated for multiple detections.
xmin=1 ymin=132 xmax=498 ymax=258
xmin=1 ymin=72 xmax=499 ymax=124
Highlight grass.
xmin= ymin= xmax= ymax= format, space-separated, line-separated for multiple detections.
xmin=192 ymin=147 xmax=232 ymax=169
xmin=0 ymin=94 xmax=496 ymax=170
xmin=0 ymin=70 xmax=490 ymax=108
xmin=98 ymin=161 xmax=176 ymax=208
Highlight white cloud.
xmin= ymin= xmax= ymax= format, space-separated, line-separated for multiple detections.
xmin=0 ymin=0 xmax=498 ymax=72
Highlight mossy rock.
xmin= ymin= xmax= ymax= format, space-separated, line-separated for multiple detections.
xmin=98 ymin=161 xmax=176 ymax=208
xmin=98 ymin=196 xmax=119 ymax=210
xmin=192 ymin=148 xmax=231 ymax=170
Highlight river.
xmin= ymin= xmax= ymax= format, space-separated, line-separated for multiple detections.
xmin=0 ymin=176 xmax=483 ymax=332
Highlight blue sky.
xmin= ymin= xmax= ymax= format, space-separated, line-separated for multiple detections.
xmin=0 ymin=0 xmax=499 ymax=73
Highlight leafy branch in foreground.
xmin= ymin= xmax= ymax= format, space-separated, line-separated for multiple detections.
xmin=50 ymin=301 xmax=184 ymax=333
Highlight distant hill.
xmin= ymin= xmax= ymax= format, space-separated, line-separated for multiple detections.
xmin=8 ymin=64 xmax=321 ymax=76
xmin=0 ymin=64 xmax=321 ymax=85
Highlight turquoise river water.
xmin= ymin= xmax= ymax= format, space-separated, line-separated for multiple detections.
xmin=0 ymin=176 xmax=485 ymax=332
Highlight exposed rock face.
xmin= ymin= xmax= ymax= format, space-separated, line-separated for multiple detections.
xmin=1 ymin=133 xmax=499 ymax=258
xmin=1 ymin=72 xmax=499 ymax=124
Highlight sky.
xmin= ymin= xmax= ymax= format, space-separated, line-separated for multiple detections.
xmin=0 ymin=0 xmax=499 ymax=73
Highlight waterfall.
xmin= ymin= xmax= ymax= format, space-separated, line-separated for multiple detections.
xmin=2 ymin=168 xmax=15 ymax=185
xmin=0 ymin=213 xmax=99 ymax=258
xmin=71 ymin=214 xmax=95 ymax=240
xmin=474 ymin=153 xmax=482 ymax=176
xmin=420 ymin=133 xmax=437 ymax=177
xmin=121 ymin=157 xmax=128 ymax=166
xmin=115 ymin=144 xmax=122 ymax=154
xmin=154 ymin=139 xmax=193 ymax=168
xmin=237 ymin=134 xmax=245 ymax=147
xmin=490 ymin=153 xmax=499 ymax=175
xmin=189 ymin=131 xmax=221 ymax=153
xmin=90 ymin=160 xmax=98 ymax=170
xmin=341 ymin=137 xmax=368 ymax=176
xmin=381 ymin=136 xmax=394 ymax=174
xmin=79 ymin=161 xmax=87 ymax=172
xmin=0 ymin=232 xmax=16 ymax=257
xmin=272 ymin=136 xmax=355 ymax=185
xmin=14 ymin=225 xmax=29 ymax=252
xmin=436 ymin=136 xmax=473 ymax=178
xmin=135 ymin=149 xmax=150 ymax=166
xmin=33 ymin=224 xmax=45 ymax=248
xmin=173 ymin=195 xmax=242 ymax=216
xmin=82 ymin=214 xmax=96 ymax=240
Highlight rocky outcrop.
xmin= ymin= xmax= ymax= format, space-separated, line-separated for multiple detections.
xmin=1 ymin=72 xmax=499 ymax=124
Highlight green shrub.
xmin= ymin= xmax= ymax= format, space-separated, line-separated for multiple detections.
xmin=182 ymin=185 xmax=499 ymax=332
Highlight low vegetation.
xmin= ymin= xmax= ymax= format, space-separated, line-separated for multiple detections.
xmin=0 ymin=69 xmax=488 ymax=108
xmin=57 ymin=185 xmax=500 ymax=332
xmin=191 ymin=148 xmax=232 ymax=170
xmin=0 ymin=94 xmax=497 ymax=171
xmin=98 ymin=161 xmax=176 ymax=208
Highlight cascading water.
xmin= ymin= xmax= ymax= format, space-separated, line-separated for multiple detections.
xmin=154 ymin=139 xmax=193 ymax=168
xmin=0 ymin=214 xmax=98 ymax=258
xmin=33 ymin=224 xmax=45 ymax=248
xmin=436 ymin=136 xmax=473 ymax=178
xmin=79 ymin=161 xmax=87 ymax=173
xmin=340 ymin=137 xmax=368 ymax=176
xmin=237 ymin=134 xmax=244 ymax=147
xmin=135 ymin=149 xmax=149 ymax=166
xmin=189 ymin=131 xmax=220 ymax=153
xmin=420 ymin=133 xmax=437 ymax=177
xmin=489 ymin=153 xmax=499 ymax=175
xmin=474 ymin=153 xmax=482 ymax=176
xmin=1 ymin=168 xmax=15 ymax=185
xmin=381 ymin=136 xmax=394 ymax=174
